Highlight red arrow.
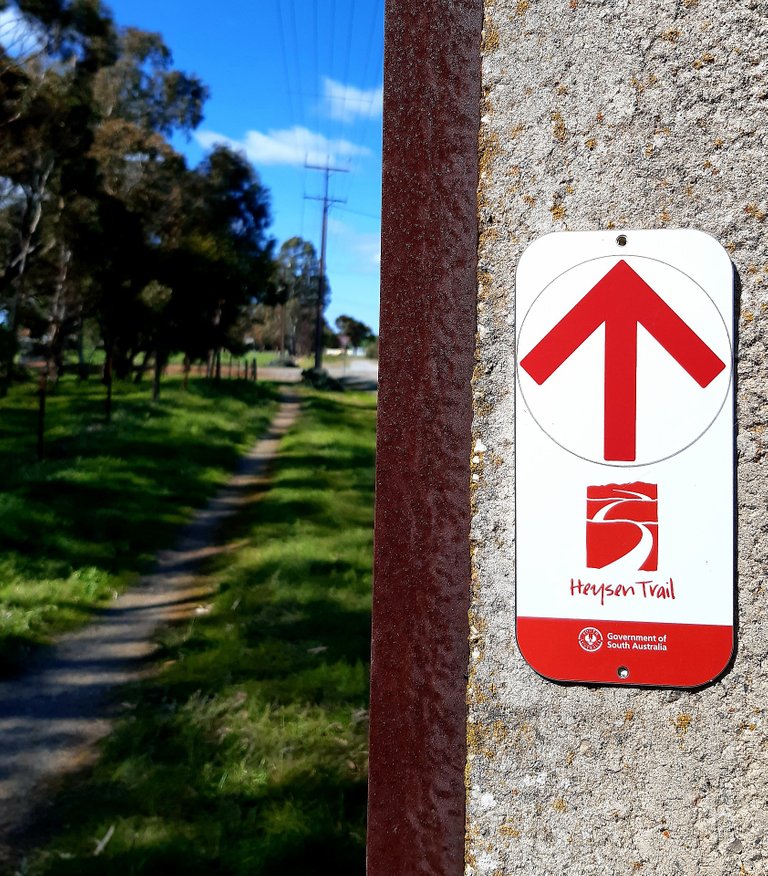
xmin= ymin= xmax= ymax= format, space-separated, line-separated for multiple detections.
xmin=519 ymin=260 xmax=726 ymax=461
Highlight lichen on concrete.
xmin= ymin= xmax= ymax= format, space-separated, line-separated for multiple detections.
xmin=468 ymin=1 xmax=768 ymax=874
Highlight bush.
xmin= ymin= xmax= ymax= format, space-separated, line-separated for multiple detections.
xmin=364 ymin=339 xmax=379 ymax=360
xmin=300 ymin=367 xmax=344 ymax=391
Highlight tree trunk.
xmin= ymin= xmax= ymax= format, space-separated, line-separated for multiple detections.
xmin=36 ymin=367 xmax=47 ymax=461
xmin=152 ymin=352 xmax=163 ymax=402
xmin=46 ymin=242 xmax=71 ymax=387
xmin=211 ymin=301 xmax=223 ymax=380
xmin=183 ymin=354 xmax=190 ymax=390
xmin=1 ymin=162 xmax=54 ymax=395
xmin=133 ymin=349 xmax=152 ymax=384
xmin=104 ymin=348 xmax=114 ymax=424
xmin=112 ymin=348 xmax=133 ymax=380
xmin=77 ymin=310 xmax=87 ymax=380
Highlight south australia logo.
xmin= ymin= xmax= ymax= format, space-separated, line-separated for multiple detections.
xmin=586 ymin=483 xmax=658 ymax=571
xmin=578 ymin=627 xmax=603 ymax=652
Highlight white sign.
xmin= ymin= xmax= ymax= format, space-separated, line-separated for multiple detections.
xmin=515 ymin=229 xmax=734 ymax=687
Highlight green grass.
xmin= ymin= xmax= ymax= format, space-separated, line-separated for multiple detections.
xmin=58 ymin=349 xmax=315 ymax=373
xmin=0 ymin=375 xmax=279 ymax=672
xmin=252 ymin=351 xmax=314 ymax=369
xmin=21 ymin=390 xmax=376 ymax=875
xmin=164 ymin=352 xmax=264 ymax=368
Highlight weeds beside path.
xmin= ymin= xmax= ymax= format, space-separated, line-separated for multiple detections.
xmin=0 ymin=376 xmax=279 ymax=673
xmin=0 ymin=393 xmax=299 ymax=849
xmin=18 ymin=390 xmax=376 ymax=875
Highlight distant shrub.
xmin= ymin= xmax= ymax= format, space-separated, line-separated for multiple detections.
xmin=365 ymin=338 xmax=379 ymax=360
xmin=301 ymin=367 xmax=344 ymax=391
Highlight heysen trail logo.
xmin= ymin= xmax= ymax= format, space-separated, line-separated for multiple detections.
xmin=587 ymin=483 xmax=658 ymax=571
xmin=578 ymin=627 xmax=603 ymax=652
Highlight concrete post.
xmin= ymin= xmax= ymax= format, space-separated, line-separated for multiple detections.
xmin=468 ymin=1 xmax=768 ymax=874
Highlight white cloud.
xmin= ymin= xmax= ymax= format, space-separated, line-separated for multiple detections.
xmin=355 ymin=232 xmax=381 ymax=270
xmin=322 ymin=77 xmax=383 ymax=123
xmin=328 ymin=216 xmax=381 ymax=272
xmin=195 ymin=126 xmax=370 ymax=167
xmin=0 ymin=6 xmax=46 ymax=59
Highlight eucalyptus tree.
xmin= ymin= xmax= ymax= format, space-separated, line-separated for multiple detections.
xmin=0 ymin=12 xmax=114 ymax=391
xmin=274 ymin=237 xmax=328 ymax=357
xmin=86 ymin=25 xmax=206 ymax=404
xmin=0 ymin=0 xmax=274 ymax=429
xmin=335 ymin=315 xmax=374 ymax=351
xmin=168 ymin=145 xmax=273 ymax=381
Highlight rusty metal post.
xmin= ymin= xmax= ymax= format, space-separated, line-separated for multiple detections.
xmin=367 ymin=1 xmax=483 ymax=873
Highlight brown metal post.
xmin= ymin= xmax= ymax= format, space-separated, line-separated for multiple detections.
xmin=367 ymin=1 xmax=483 ymax=874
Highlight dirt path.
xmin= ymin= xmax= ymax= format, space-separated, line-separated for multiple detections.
xmin=0 ymin=394 xmax=300 ymax=845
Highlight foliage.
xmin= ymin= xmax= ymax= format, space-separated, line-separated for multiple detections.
xmin=301 ymin=366 xmax=344 ymax=392
xmin=0 ymin=2 xmax=347 ymax=404
xmin=364 ymin=337 xmax=379 ymax=360
xmin=334 ymin=315 xmax=374 ymax=350
xmin=0 ymin=374 xmax=278 ymax=671
xmin=0 ymin=2 xmax=273 ymax=395
xmin=21 ymin=390 xmax=376 ymax=875
xmin=268 ymin=236 xmax=328 ymax=357
xmin=164 ymin=146 xmax=273 ymax=367
xmin=92 ymin=26 xmax=206 ymax=135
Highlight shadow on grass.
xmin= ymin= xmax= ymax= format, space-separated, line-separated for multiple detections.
xmin=24 ymin=605 xmax=370 ymax=874
xmin=0 ymin=377 xmax=280 ymax=672
xmin=20 ymin=390 xmax=376 ymax=875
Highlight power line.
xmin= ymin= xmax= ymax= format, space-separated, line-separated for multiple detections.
xmin=275 ymin=0 xmax=310 ymax=237
xmin=288 ymin=0 xmax=308 ymax=157
xmin=274 ymin=0 xmax=297 ymax=135
xmin=337 ymin=205 xmax=380 ymax=220
xmin=328 ymin=0 xmax=336 ymax=108
xmin=337 ymin=0 xmax=384 ymax=205
xmin=312 ymin=0 xmax=320 ymax=139
xmin=359 ymin=0 xmax=384 ymax=101
xmin=340 ymin=0 xmax=356 ymax=125
xmin=284 ymin=90 xmax=378 ymax=105
xmin=357 ymin=0 xmax=385 ymax=154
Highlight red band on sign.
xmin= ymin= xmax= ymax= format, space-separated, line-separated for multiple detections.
xmin=517 ymin=616 xmax=733 ymax=687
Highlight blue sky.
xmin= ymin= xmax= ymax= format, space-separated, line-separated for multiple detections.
xmin=107 ymin=0 xmax=384 ymax=333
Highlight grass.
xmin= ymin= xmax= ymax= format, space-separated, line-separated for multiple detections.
xmin=164 ymin=351 xmax=273 ymax=368
xmin=61 ymin=350 xmax=313 ymax=370
xmin=0 ymin=374 xmax=279 ymax=672
xmin=21 ymin=389 xmax=376 ymax=874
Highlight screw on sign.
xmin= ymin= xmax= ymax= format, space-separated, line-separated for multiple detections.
xmin=514 ymin=230 xmax=734 ymax=688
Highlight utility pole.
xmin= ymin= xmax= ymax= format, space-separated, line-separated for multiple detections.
xmin=305 ymin=162 xmax=347 ymax=370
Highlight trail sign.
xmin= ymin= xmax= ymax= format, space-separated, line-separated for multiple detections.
xmin=515 ymin=229 xmax=734 ymax=688
xmin=520 ymin=259 xmax=726 ymax=461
